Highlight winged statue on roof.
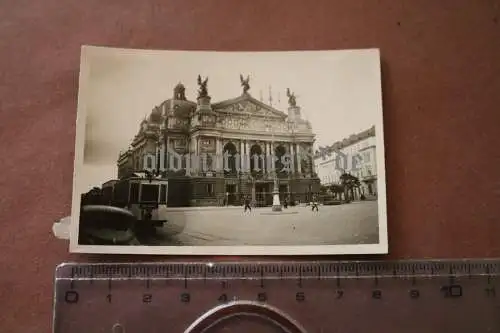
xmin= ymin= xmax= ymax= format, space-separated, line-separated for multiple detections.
xmin=240 ymin=74 xmax=250 ymax=94
xmin=197 ymin=75 xmax=208 ymax=98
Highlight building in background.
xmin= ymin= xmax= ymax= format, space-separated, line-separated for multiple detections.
xmin=314 ymin=126 xmax=378 ymax=198
xmin=116 ymin=78 xmax=320 ymax=207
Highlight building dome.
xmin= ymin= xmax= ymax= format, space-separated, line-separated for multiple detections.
xmin=174 ymin=82 xmax=187 ymax=100
xmin=150 ymin=106 xmax=162 ymax=123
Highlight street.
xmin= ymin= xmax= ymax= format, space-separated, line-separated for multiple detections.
xmin=153 ymin=201 xmax=379 ymax=246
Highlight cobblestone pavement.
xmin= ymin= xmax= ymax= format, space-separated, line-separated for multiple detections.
xmin=152 ymin=201 xmax=379 ymax=246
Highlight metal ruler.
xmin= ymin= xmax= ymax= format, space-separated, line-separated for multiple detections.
xmin=53 ymin=260 xmax=500 ymax=332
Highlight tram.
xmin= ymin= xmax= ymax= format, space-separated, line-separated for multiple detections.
xmin=101 ymin=172 xmax=169 ymax=228
xmin=81 ymin=172 xmax=186 ymax=242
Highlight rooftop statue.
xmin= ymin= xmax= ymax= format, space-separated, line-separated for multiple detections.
xmin=197 ymin=75 xmax=208 ymax=98
xmin=240 ymin=74 xmax=250 ymax=94
xmin=286 ymin=88 xmax=297 ymax=107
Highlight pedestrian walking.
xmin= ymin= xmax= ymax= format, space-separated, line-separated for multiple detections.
xmin=311 ymin=195 xmax=319 ymax=212
xmin=244 ymin=196 xmax=252 ymax=212
xmin=283 ymin=197 xmax=288 ymax=209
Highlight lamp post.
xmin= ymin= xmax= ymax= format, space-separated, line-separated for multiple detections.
xmin=156 ymin=135 xmax=161 ymax=177
xmin=289 ymin=119 xmax=296 ymax=206
xmin=269 ymin=120 xmax=282 ymax=212
xmin=164 ymin=101 xmax=171 ymax=178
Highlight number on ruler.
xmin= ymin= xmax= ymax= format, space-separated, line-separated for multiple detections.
xmin=111 ymin=323 xmax=125 ymax=333
xmin=335 ymin=290 xmax=344 ymax=299
xmin=441 ymin=285 xmax=463 ymax=298
xmin=64 ymin=290 xmax=79 ymax=304
xmin=143 ymin=294 xmax=152 ymax=303
xmin=257 ymin=292 xmax=267 ymax=302
xmin=409 ymin=289 xmax=420 ymax=299
xmin=107 ymin=294 xmax=112 ymax=303
xmin=180 ymin=292 xmax=190 ymax=303
xmin=372 ymin=290 xmax=382 ymax=299
xmin=218 ymin=294 xmax=228 ymax=303
xmin=296 ymin=292 xmax=305 ymax=302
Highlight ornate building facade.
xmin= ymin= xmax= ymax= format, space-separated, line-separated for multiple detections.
xmin=314 ymin=126 xmax=378 ymax=197
xmin=117 ymin=76 xmax=320 ymax=207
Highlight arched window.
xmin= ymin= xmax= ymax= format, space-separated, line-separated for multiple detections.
xmin=250 ymin=144 xmax=264 ymax=174
xmin=223 ymin=142 xmax=238 ymax=176
xmin=299 ymin=144 xmax=312 ymax=174
xmin=274 ymin=144 xmax=287 ymax=176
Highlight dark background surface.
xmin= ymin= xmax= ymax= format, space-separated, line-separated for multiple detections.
xmin=0 ymin=0 xmax=499 ymax=332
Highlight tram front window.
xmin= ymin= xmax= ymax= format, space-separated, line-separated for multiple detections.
xmin=140 ymin=184 xmax=159 ymax=203
xmin=130 ymin=183 xmax=139 ymax=203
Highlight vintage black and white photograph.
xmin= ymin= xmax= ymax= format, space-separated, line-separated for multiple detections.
xmin=70 ymin=46 xmax=387 ymax=255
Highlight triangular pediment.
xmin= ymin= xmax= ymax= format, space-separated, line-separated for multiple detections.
xmin=212 ymin=93 xmax=287 ymax=119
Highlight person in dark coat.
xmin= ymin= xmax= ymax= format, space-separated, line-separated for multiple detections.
xmin=244 ymin=196 xmax=252 ymax=212
xmin=311 ymin=195 xmax=319 ymax=212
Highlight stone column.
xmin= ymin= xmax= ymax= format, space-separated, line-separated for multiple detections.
xmin=185 ymin=142 xmax=191 ymax=176
xmin=221 ymin=139 xmax=226 ymax=172
xmin=289 ymin=143 xmax=296 ymax=174
xmin=309 ymin=145 xmax=315 ymax=175
xmin=262 ymin=143 xmax=266 ymax=174
xmin=270 ymin=142 xmax=275 ymax=173
xmin=245 ymin=141 xmax=250 ymax=173
xmin=296 ymin=143 xmax=302 ymax=176
xmin=262 ymin=142 xmax=267 ymax=174
xmin=264 ymin=142 xmax=269 ymax=173
xmin=239 ymin=141 xmax=244 ymax=173
xmin=193 ymin=137 xmax=197 ymax=156
xmin=165 ymin=138 xmax=171 ymax=171
xmin=193 ymin=137 xmax=200 ymax=174
xmin=215 ymin=138 xmax=222 ymax=171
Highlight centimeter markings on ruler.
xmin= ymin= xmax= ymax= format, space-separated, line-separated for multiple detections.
xmin=57 ymin=260 xmax=500 ymax=302
xmin=54 ymin=260 xmax=500 ymax=333
xmin=60 ymin=260 xmax=500 ymax=280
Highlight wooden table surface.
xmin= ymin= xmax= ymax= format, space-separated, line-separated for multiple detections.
xmin=0 ymin=1 xmax=499 ymax=332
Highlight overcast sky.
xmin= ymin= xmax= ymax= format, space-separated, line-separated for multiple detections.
xmin=78 ymin=46 xmax=383 ymax=192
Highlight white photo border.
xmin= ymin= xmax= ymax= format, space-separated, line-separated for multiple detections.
xmin=69 ymin=46 xmax=388 ymax=255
